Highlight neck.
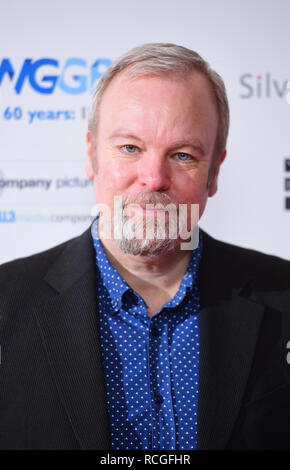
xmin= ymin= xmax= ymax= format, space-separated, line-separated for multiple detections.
xmin=98 ymin=231 xmax=192 ymax=293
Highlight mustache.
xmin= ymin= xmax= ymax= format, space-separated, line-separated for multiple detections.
xmin=122 ymin=192 xmax=179 ymax=209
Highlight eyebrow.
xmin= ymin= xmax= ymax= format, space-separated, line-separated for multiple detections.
xmin=109 ymin=131 xmax=143 ymax=142
xmin=109 ymin=131 xmax=206 ymax=155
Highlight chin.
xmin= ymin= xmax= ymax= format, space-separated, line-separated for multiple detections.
xmin=115 ymin=236 xmax=180 ymax=258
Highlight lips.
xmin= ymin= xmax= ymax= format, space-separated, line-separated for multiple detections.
xmin=125 ymin=204 xmax=168 ymax=212
xmin=123 ymin=192 xmax=177 ymax=207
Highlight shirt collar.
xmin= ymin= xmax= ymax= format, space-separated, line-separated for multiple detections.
xmin=163 ymin=229 xmax=203 ymax=309
xmin=92 ymin=216 xmax=129 ymax=312
xmin=91 ymin=215 xmax=202 ymax=312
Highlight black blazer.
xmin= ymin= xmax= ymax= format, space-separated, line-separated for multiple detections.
xmin=1 ymin=227 xmax=290 ymax=450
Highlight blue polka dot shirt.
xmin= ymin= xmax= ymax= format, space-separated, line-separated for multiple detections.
xmin=91 ymin=217 xmax=202 ymax=450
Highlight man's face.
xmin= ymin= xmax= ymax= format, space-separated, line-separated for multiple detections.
xmin=86 ymin=70 xmax=225 ymax=256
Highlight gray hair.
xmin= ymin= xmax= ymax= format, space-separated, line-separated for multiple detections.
xmin=88 ymin=43 xmax=229 ymax=169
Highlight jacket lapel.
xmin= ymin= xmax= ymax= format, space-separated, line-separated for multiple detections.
xmin=197 ymin=230 xmax=265 ymax=449
xmin=197 ymin=291 xmax=264 ymax=449
xmin=32 ymin=228 xmax=110 ymax=450
xmin=32 ymin=226 xmax=268 ymax=450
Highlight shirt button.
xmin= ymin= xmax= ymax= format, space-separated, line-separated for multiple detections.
xmin=151 ymin=327 xmax=159 ymax=337
xmin=154 ymin=393 xmax=164 ymax=405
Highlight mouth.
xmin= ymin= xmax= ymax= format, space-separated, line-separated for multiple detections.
xmin=125 ymin=204 xmax=168 ymax=214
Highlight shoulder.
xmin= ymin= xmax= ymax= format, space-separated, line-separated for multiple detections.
xmin=0 ymin=226 xmax=94 ymax=331
xmin=0 ymin=233 xmax=81 ymax=286
xmin=201 ymin=229 xmax=290 ymax=291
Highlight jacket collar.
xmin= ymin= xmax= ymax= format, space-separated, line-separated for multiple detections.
xmin=33 ymin=227 xmax=111 ymax=449
xmin=34 ymin=227 xmax=271 ymax=450
xmin=197 ymin=230 xmax=267 ymax=449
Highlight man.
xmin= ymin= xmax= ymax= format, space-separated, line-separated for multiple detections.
xmin=1 ymin=43 xmax=290 ymax=450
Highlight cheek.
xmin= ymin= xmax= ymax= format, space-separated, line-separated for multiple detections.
xmin=93 ymin=161 xmax=136 ymax=202
xmin=174 ymin=172 xmax=209 ymax=223
xmin=174 ymin=171 xmax=208 ymax=202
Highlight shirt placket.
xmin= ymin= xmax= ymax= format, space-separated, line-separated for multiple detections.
xmin=148 ymin=313 xmax=176 ymax=450
xmin=118 ymin=297 xmax=154 ymax=449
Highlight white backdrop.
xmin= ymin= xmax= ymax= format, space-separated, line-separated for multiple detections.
xmin=0 ymin=0 xmax=289 ymax=264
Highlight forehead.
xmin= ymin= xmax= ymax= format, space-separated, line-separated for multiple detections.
xmin=100 ymin=68 xmax=217 ymax=111
xmin=97 ymin=69 xmax=218 ymax=147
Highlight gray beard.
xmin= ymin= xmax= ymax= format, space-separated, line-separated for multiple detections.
xmin=115 ymin=216 xmax=179 ymax=257
xmin=113 ymin=194 xmax=184 ymax=258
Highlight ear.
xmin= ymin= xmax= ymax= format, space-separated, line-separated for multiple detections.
xmin=208 ymin=149 xmax=227 ymax=197
xmin=86 ymin=130 xmax=95 ymax=180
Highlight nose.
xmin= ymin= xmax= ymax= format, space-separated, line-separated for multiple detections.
xmin=137 ymin=153 xmax=171 ymax=191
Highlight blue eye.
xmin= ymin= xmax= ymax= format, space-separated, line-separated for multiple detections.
xmin=122 ymin=145 xmax=138 ymax=153
xmin=175 ymin=152 xmax=193 ymax=161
